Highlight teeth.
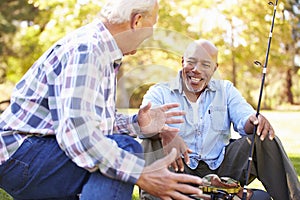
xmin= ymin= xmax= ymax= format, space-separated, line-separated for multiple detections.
xmin=191 ymin=77 xmax=200 ymax=82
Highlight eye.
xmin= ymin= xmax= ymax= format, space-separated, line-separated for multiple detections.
xmin=186 ymin=60 xmax=196 ymax=66
xmin=201 ymin=63 xmax=211 ymax=69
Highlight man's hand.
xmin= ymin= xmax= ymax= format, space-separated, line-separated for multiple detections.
xmin=138 ymin=102 xmax=185 ymax=136
xmin=245 ymin=113 xmax=275 ymax=141
xmin=160 ymin=130 xmax=192 ymax=172
xmin=136 ymin=148 xmax=208 ymax=200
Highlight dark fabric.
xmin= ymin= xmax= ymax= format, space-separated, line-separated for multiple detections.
xmin=140 ymin=135 xmax=300 ymax=200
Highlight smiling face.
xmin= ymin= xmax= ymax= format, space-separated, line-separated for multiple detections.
xmin=182 ymin=40 xmax=218 ymax=97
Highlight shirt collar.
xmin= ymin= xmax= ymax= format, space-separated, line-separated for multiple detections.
xmin=93 ymin=18 xmax=123 ymax=62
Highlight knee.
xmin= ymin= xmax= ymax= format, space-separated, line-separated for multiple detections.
xmin=250 ymin=189 xmax=271 ymax=200
xmin=107 ymin=134 xmax=143 ymax=158
xmin=124 ymin=135 xmax=143 ymax=157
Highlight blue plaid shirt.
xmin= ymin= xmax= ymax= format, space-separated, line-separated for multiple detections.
xmin=0 ymin=19 xmax=144 ymax=184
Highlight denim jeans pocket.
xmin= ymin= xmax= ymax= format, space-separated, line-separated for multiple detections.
xmin=0 ymin=156 xmax=29 ymax=195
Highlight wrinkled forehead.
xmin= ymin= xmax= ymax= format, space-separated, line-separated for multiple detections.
xmin=184 ymin=41 xmax=218 ymax=63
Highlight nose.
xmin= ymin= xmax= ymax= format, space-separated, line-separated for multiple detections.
xmin=191 ymin=64 xmax=201 ymax=73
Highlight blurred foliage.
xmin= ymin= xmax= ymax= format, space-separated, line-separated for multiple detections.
xmin=0 ymin=0 xmax=300 ymax=109
xmin=0 ymin=188 xmax=12 ymax=200
xmin=0 ymin=0 xmax=38 ymax=83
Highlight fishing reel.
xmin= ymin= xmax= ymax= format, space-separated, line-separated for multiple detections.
xmin=189 ymin=174 xmax=241 ymax=200
xmin=209 ymin=190 xmax=235 ymax=200
xmin=189 ymin=189 xmax=236 ymax=200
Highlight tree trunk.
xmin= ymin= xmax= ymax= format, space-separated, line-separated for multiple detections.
xmin=281 ymin=69 xmax=294 ymax=104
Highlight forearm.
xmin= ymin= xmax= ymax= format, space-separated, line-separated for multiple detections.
xmin=57 ymin=117 xmax=145 ymax=183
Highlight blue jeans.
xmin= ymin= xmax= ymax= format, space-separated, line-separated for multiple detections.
xmin=0 ymin=134 xmax=143 ymax=200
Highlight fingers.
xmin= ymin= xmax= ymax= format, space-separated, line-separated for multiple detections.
xmin=268 ymin=126 xmax=275 ymax=140
xmin=139 ymin=102 xmax=185 ymax=134
xmin=165 ymin=110 xmax=185 ymax=124
xmin=165 ymin=110 xmax=186 ymax=118
xmin=164 ymin=148 xmax=178 ymax=167
xmin=139 ymin=102 xmax=152 ymax=113
xmin=160 ymin=132 xmax=190 ymax=172
xmin=161 ymin=103 xmax=185 ymax=124
xmin=165 ymin=148 xmax=184 ymax=171
xmin=161 ymin=103 xmax=181 ymax=111
xmin=256 ymin=114 xmax=275 ymax=141
xmin=171 ymin=161 xmax=179 ymax=172
xmin=259 ymin=124 xmax=275 ymax=141
xmin=167 ymin=150 xmax=190 ymax=172
xmin=161 ymin=125 xmax=180 ymax=133
xmin=188 ymin=193 xmax=211 ymax=200
xmin=159 ymin=174 xmax=204 ymax=199
xmin=165 ymin=117 xmax=184 ymax=124
xmin=256 ymin=115 xmax=266 ymax=136
xmin=183 ymin=150 xmax=191 ymax=165
xmin=249 ymin=114 xmax=275 ymax=141
xmin=248 ymin=114 xmax=259 ymax=126
xmin=161 ymin=189 xmax=207 ymax=200
xmin=173 ymin=173 xmax=203 ymax=186
xmin=176 ymin=157 xmax=185 ymax=172
xmin=165 ymin=184 xmax=206 ymax=200
xmin=139 ymin=148 xmax=204 ymax=200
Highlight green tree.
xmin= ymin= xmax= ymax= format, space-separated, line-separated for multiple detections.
xmin=2 ymin=0 xmax=102 ymax=83
xmin=1 ymin=0 xmax=299 ymax=108
xmin=0 ymin=0 xmax=39 ymax=83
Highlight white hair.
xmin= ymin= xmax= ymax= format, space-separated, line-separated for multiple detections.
xmin=100 ymin=0 xmax=157 ymax=24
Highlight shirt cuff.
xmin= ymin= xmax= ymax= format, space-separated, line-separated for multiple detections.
xmin=127 ymin=114 xmax=141 ymax=136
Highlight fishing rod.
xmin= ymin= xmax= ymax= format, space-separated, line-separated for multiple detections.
xmin=242 ymin=0 xmax=278 ymax=199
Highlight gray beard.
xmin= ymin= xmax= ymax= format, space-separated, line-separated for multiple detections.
xmin=184 ymin=81 xmax=203 ymax=94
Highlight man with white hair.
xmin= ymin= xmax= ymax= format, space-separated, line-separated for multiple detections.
xmin=140 ymin=39 xmax=300 ymax=200
xmin=0 ymin=1 xmax=206 ymax=199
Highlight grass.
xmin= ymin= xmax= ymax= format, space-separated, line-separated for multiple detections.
xmin=0 ymin=190 xmax=12 ymax=200
xmin=0 ymin=110 xmax=299 ymax=199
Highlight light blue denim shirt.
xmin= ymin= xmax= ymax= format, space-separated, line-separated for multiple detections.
xmin=141 ymin=71 xmax=255 ymax=170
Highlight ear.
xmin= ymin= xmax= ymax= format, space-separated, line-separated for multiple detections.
xmin=214 ymin=63 xmax=219 ymax=72
xmin=181 ymin=56 xmax=184 ymax=66
xmin=130 ymin=13 xmax=142 ymax=30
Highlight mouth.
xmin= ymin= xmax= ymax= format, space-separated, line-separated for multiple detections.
xmin=189 ymin=76 xmax=204 ymax=84
xmin=190 ymin=77 xmax=200 ymax=84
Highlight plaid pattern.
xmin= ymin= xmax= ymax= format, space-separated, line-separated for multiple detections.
xmin=0 ymin=19 xmax=144 ymax=184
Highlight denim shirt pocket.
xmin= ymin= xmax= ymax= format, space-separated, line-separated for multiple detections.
xmin=209 ymin=105 xmax=229 ymax=131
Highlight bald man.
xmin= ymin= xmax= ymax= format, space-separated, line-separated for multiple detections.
xmin=140 ymin=39 xmax=300 ymax=200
